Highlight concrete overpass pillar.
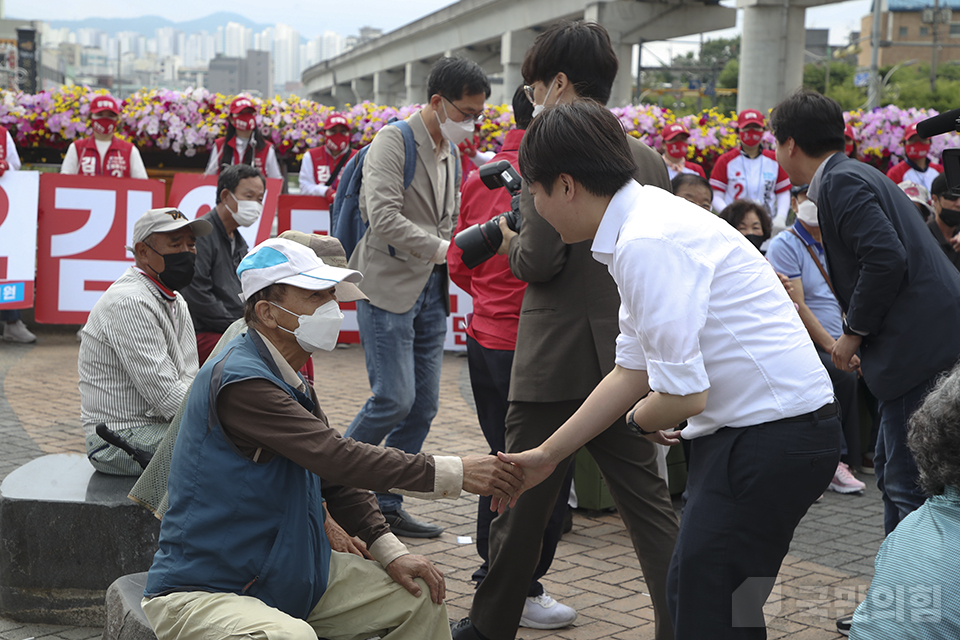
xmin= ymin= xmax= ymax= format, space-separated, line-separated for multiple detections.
xmin=737 ymin=0 xmax=806 ymax=113
xmin=406 ymin=61 xmax=430 ymax=105
xmin=501 ymin=29 xmax=537 ymax=99
xmin=374 ymin=70 xmax=402 ymax=105
xmin=351 ymin=77 xmax=373 ymax=105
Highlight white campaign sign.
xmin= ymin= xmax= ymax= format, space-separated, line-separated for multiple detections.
xmin=0 ymin=171 xmax=41 ymax=282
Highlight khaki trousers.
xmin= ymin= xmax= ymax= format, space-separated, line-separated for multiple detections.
xmin=142 ymin=552 xmax=450 ymax=640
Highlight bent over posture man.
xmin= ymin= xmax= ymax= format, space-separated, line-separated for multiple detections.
xmin=142 ymin=238 xmax=522 ymax=640
xmin=502 ymin=102 xmax=839 ymax=640
xmin=452 ymin=20 xmax=679 ymax=640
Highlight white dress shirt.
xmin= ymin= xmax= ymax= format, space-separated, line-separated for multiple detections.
xmin=591 ymin=181 xmax=833 ymax=438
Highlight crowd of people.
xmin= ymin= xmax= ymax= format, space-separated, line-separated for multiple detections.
xmin=4 ymin=15 xmax=960 ymax=640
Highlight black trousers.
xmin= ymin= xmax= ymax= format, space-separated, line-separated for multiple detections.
xmin=816 ymin=347 xmax=860 ymax=465
xmin=471 ymin=398 xmax=679 ymax=640
xmin=667 ymin=407 xmax=841 ymax=639
xmin=465 ymin=336 xmax=571 ymax=597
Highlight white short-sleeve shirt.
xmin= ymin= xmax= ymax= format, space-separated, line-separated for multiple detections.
xmin=591 ymin=181 xmax=833 ymax=438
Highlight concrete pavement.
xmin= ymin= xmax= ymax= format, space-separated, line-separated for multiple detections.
xmin=0 ymin=328 xmax=884 ymax=639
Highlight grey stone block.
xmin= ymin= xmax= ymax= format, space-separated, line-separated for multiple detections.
xmin=0 ymin=454 xmax=160 ymax=626
xmin=102 ymin=574 xmax=155 ymax=640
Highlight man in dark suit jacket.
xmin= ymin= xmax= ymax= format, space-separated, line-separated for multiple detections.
xmin=772 ymin=90 xmax=960 ymax=535
xmin=451 ymin=21 xmax=679 ymax=640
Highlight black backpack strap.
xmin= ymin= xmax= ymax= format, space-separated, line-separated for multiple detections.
xmin=326 ymin=152 xmax=351 ymax=186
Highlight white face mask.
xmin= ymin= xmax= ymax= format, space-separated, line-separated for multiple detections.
xmin=271 ymin=299 xmax=343 ymax=353
xmin=437 ymin=101 xmax=474 ymax=146
xmin=796 ymin=200 xmax=819 ymax=227
xmin=227 ymin=192 xmax=263 ymax=227
xmin=532 ymin=77 xmax=562 ymax=119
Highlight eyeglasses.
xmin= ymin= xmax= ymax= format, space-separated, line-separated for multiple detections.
xmin=523 ymin=85 xmax=536 ymax=106
xmin=442 ymin=96 xmax=484 ymax=124
xmin=940 ymin=193 xmax=960 ymax=202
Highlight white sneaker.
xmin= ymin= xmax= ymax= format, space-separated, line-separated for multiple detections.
xmin=3 ymin=320 xmax=36 ymax=344
xmin=519 ymin=592 xmax=577 ymax=630
xmin=829 ymin=462 xmax=866 ymax=494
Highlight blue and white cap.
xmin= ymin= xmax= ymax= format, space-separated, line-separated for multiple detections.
xmin=237 ymin=237 xmax=363 ymax=302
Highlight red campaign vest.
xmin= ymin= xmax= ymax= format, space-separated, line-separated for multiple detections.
xmin=214 ymin=137 xmax=272 ymax=175
xmin=308 ymin=146 xmax=355 ymax=191
xmin=0 ymin=125 xmax=8 ymax=161
xmin=74 ymin=136 xmax=135 ymax=178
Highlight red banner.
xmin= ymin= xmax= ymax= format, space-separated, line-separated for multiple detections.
xmin=35 ymin=174 xmax=165 ymax=324
xmin=276 ymin=194 xmax=331 ymax=236
xmin=167 ymin=173 xmax=282 ymax=248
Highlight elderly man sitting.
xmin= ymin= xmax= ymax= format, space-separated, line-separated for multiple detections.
xmin=78 ymin=207 xmax=212 ymax=476
xmin=848 ymin=363 xmax=960 ymax=639
xmin=141 ymin=238 xmax=523 ymax=640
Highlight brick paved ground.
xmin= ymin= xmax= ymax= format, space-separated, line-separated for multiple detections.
xmin=0 ymin=328 xmax=883 ymax=639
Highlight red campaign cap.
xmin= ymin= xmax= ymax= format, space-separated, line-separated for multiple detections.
xmin=90 ymin=95 xmax=120 ymax=115
xmin=324 ymin=113 xmax=349 ymax=130
xmin=662 ymin=123 xmax=690 ymax=141
xmin=737 ymin=109 xmax=765 ymax=128
xmin=844 ymin=123 xmax=856 ymax=140
xmin=229 ymin=97 xmax=256 ymax=114
xmin=903 ymin=123 xmax=922 ymax=141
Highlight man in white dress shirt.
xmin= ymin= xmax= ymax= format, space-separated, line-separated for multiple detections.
xmin=500 ymin=102 xmax=841 ymax=640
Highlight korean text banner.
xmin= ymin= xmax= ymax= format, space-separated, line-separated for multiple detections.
xmin=0 ymin=171 xmax=40 ymax=309
xmin=35 ymin=174 xmax=165 ymax=323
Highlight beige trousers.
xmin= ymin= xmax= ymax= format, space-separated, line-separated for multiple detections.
xmin=142 ymin=551 xmax=451 ymax=640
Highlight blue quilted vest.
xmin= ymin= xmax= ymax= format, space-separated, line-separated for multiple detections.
xmin=144 ymin=331 xmax=330 ymax=619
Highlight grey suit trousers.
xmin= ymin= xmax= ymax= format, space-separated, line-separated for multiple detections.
xmin=470 ymin=399 xmax=679 ymax=640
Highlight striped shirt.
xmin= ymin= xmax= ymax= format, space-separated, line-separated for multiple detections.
xmin=78 ymin=267 xmax=199 ymax=436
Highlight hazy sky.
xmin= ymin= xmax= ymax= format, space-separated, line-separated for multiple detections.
xmin=10 ymin=0 xmax=874 ymax=64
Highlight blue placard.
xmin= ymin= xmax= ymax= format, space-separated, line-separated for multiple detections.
xmin=0 ymin=282 xmax=25 ymax=304
xmin=854 ymin=72 xmax=871 ymax=88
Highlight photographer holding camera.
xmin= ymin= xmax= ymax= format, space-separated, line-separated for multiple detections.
xmin=448 ymin=87 xmax=576 ymax=630
xmin=451 ymin=21 xmax=679 ymax=640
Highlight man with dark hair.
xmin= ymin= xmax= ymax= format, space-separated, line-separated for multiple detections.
xmin=928 ymin=173 xmax=960 ymax=270
xmin=502 ymin=100 xmax=839 ymax=640
xmin=344 ymin=57 xmax=490 ymax=538
xmin=771 ymin=89 xmax=960 ymax=539
xmin=452 ymin=21 xmax=680 ymax=640
xmin=448 ymin=86 xmax=575 ymax=629
xmin=181 ymin=164 xmax=266 ymax=364
xmin=671 ymin=173 xmax=713 ymax=210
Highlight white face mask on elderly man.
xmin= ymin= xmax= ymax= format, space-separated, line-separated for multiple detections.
xmin=270 ymin=300 xmax=344 ymax=353
xmin=228 ymin=192 xmax=263 ymax=228
xmin=796 ymin=200 xmax=819 ymax=227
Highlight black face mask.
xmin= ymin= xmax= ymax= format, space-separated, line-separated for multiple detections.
xmin=745 ymin=234 xmax=765 ymax=251
xmin=145 ymin=244 xmax=196 ymax=290
xmin=940 ymin=208 xmax=960 ymax=229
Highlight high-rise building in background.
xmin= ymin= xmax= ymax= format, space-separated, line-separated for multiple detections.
xmin=35 ymin=17 xmax=376 ymax=94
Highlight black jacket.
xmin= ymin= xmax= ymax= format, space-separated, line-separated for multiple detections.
xmin=817 ymin=153 xmax=960 ymax=400
xmin=181 ymin=210 xmax=248 ymax=334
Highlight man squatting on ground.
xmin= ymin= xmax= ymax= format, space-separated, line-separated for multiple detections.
xmin=141 ymin=237 xmax=523 ymax=640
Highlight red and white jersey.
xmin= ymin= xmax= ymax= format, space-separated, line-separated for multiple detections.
xmin=886 ymin=160 xmax=943 ymax=193
xmin=298 ymin=146 xmax=357 ymax=197
xmin=710 ymin=148 xmax=790 ymax=213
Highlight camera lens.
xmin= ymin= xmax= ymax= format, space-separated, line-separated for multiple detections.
xmin=454 ymin=215 xmax=505 ymax=269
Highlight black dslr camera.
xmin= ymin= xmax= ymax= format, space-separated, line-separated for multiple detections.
xmin=454 ymin=160 xmax=523 ymax=269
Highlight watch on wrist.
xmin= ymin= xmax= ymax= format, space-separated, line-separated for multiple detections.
xmin=627 ymin=409 xmax=656 ymax=436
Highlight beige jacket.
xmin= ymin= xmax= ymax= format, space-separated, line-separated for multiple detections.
xmin=350 ymin=112 xmax=460 ymax=314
